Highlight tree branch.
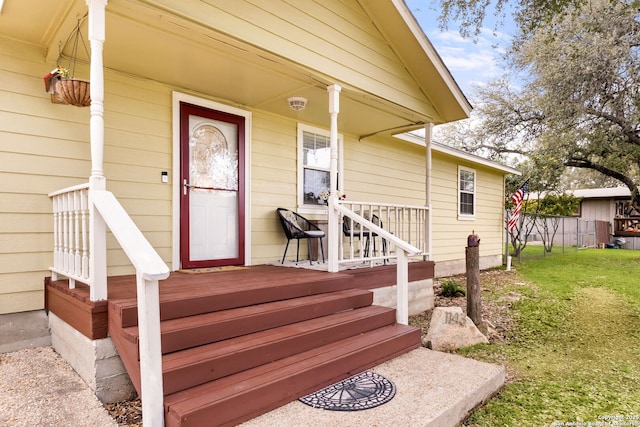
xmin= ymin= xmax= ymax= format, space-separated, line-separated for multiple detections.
xmin=564 ymin=158 xmax=635 ymax=188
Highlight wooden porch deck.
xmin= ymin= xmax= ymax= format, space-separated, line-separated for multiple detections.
xmin=45 ymin=262 xmax=434 ymax=341
xmin=45 ymin=262 xmax=434 ymax=426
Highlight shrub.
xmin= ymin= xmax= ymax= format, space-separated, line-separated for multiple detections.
xmin=440 ymin=279 xmax=466 ymax=297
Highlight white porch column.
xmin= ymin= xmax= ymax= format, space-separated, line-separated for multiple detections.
xmin=424 ymin=123 xmax=433 ymax=261
xmin=87 ymin=0 xmax=108 ymax=301
xmin=327 ymin=84 xmax=341 ymax=273
xmin=87 ymin=0 xmax=107 ymax=186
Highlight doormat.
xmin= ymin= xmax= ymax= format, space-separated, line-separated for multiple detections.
xmin=298 ymin=371 xmax=396 ymax=411
xmin=177 ymin=266 xmax=249 ymax=274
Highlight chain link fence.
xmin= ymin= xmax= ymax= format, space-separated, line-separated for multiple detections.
xmin=505 ymin=213 xmax=602 ymax=263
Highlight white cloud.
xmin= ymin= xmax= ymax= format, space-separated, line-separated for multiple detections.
xmin=425 ymin=27 xmax=509 ymax=94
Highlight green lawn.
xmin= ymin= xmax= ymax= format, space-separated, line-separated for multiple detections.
xmin=462 ymin=249 xmax=640 ymax=426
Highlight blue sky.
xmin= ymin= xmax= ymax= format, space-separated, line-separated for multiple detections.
xmin=404 ymin=0 xmax=516 ymax=97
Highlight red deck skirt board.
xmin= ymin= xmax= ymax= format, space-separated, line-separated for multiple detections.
xmin=44 ymin=277 xmax=108 ymax=339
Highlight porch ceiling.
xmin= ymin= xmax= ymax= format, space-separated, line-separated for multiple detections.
xmin=0 ymin=0 xmax=440 ymax=138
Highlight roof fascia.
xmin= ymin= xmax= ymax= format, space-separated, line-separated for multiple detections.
xmin=395 ymin=132 xmax=522 ymax=175
xmin=391 ymin=0 xmax=472 ymax=114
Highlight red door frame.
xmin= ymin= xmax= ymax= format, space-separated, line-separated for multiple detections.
xmin=179 ymin=102 xmax=246 ymax=268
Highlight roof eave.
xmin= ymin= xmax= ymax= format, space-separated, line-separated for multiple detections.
xmin=395 ymin=132 xmax=522 ymax=175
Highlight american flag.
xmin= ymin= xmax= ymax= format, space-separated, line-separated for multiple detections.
xmin=507 ymin=179 xmax=530 ymax=232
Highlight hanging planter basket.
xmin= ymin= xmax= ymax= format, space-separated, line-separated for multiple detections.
xmin=57 ymin=78 xmax=91 ymax=107
xmin=43 ymin=14 xmax=91 ymax=107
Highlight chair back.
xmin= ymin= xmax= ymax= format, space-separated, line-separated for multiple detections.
xmin=277 ymin=208 xmax=319 ymax=239
xmin=371 ymin=214 xmax=383 ymax=228
xmin=342 ymin=214 xmax=382 ymax=236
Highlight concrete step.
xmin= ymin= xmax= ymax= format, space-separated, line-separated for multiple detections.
xmin=241 ymin=348 xmax=506 ymax=427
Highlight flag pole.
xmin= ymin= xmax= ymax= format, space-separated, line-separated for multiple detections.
xmin=506 ymin=177 xmax=530 ymax=270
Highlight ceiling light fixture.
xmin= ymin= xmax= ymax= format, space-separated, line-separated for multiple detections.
xmin=288 ymin=97 xmax=307 ymax=111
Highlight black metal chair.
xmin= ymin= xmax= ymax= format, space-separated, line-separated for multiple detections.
xmin=277 ymin=208 xmax=325 ymax=265
xmin=342 ymin=214 xmax=387 ymax=261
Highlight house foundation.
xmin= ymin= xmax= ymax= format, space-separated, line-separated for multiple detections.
xmin=49 ymin=312 xmax=136 ymax=403
xmin=372 ymin=278 xmax=434 ymax=315
xmin=434 ymin=254 xmax=503 ymax=278
xmin=0 ymin=310 xmax=51 ymax=354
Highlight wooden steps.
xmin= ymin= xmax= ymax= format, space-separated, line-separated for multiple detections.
xmin=161 ymin=304 xmax=398 ymax=395
xmin=113 ymin=270 xmax=354 ymax=327
xmin=120 ymin=289 xmax=374 ymax=354
xmin=164 ymin=325 xmax=420 ymax=427
xmin=107 ymin=272 xmax=422 ymax=426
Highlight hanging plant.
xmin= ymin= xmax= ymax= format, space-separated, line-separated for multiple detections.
xmin=43 ymin=15 xmax=91 ymax=107
xmin=57 ymin=68 xmax=91 ymax=107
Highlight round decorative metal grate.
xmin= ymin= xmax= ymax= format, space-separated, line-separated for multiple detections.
xmin=299 ymin=371 xmax=396 ymax=411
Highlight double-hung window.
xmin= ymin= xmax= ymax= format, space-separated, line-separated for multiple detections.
xmin=297 ymin=124 xmax=342 ymax=212
xmin=458 ymin=166 xmax=476 ymax=219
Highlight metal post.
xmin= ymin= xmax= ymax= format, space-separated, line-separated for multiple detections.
xmin=562 ymin=216 xmax=565 ymax=254
xmin=396 ymin=250 xmax=408 ymax=325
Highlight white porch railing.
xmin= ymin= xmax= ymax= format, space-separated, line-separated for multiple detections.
xmin=50 ymin=183 xmax=91 ymax=288
xmin=49 ymin=184 xmax=169 ymax=427
xmin=337 ymin=200 xmax=430 ymax=264
xmin=331 ymin=200 xmax=428 ymax=325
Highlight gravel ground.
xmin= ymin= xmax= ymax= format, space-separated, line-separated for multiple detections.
xmin=0 ymin=347 xmax=117 ymax=427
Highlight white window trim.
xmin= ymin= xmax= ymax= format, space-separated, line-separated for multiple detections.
xmin=297 ymin=123 xmax=343 ymax=215
xmin=458 ymin=165 xmax=476 ymax=220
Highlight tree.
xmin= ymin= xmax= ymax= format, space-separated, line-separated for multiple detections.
xmin=530 ymin=193 xmax=581 ymax=253
xmin=456 ymin=0 xmax=640 ymax=207
xmin=505 ymin=188 xmax=581 ymax=256
xmin=559 ymin=167 xmax=620 ymax=190
xmin=431 ymin=0 xmax=585 ymax=38
xmin=517 ymin=0 xmax=640 ymax=206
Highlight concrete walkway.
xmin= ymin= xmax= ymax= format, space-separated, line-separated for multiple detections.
xmin=242 ymin=347 xmax=505 ymax=427
xmin=1 ymin=310 xmax=505 ymax=427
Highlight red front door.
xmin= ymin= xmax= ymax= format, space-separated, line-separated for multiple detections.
xmin=179 ymin=102 xmax=245 ymax=268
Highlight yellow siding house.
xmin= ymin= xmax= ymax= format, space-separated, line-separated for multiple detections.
xmin=0 ymin=0 xmax=517 ymax=316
